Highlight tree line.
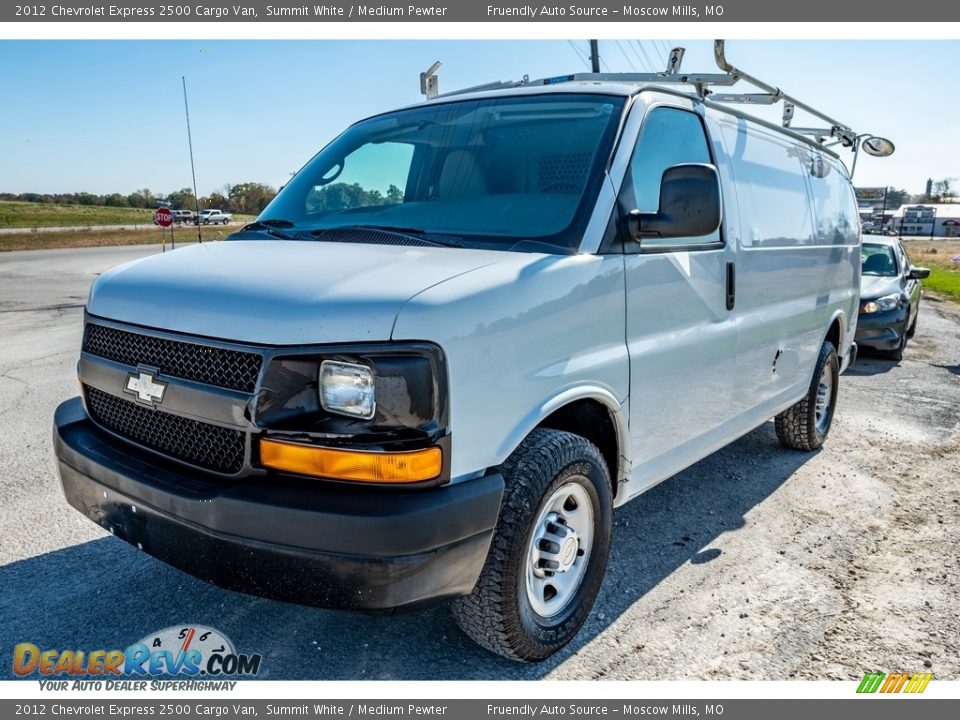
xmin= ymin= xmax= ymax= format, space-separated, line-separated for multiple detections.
xmin=856 ymin=180 xmax=956 ymax=211
xmin=2 ymin=177 xmax=953 ymax=217
xmin=0 ymin=182 xmax=277 ymax=215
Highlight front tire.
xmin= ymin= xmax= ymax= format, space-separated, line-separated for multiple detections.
xmin=452 ymin=428 xmax=613 ymax=661
xmin=906 ymin=307 xmax=918 ymax=338
xmin=775 ymin=340 xmax=839 ymax=451
xmin=885 ymin=327 xmax=908 ymax=361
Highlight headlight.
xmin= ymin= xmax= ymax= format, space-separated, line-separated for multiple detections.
xmin=861 ymin=294 xmax=900 ymax=314
xmin=319 ymin=360 xmax=375 ymax=419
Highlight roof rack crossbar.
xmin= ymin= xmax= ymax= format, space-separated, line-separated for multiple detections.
xmin=434 ymin=71 xmax=740 ymax=100
xmin=532 ymin=72 xmax=740 ymax=87
xmin=708 ymin=93 xmax=780 ymax=106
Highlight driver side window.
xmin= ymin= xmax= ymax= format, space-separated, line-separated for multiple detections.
xmin=623 ymin=107 xmax=721 ymax=248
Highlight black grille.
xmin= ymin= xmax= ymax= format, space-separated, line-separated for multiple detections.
xmin=83 ymin=323 xmax=263 ymax=393
xmin=84 ymin=386 xmax=245 ymax=474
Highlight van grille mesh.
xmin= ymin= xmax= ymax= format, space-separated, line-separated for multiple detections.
xmin=84 ymin=385 xmax=246 ymax=474
xmin=83 ymin=323 xmax=262 ymax=393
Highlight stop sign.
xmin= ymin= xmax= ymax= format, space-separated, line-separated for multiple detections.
xmin=154 ymin=207 xmax=173 ymax=227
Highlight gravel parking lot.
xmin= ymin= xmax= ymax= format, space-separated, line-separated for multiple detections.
xmin=1 ymin=245 xmax=958 ymax=680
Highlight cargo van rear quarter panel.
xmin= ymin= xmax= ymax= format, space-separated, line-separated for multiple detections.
xmin=712 ymin=112 xmax=859 ymax=416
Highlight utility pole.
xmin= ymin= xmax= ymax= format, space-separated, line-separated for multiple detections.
xmin=589 ymin=40 xmax=600 ymax=73
xmin=182 ymin=76 xmax=202 ymax=244
xmin=879 ymin=187 xmax=887 ymax=232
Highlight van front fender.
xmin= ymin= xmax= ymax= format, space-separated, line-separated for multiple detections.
xmin=495 ymin=385 xmax=631 ymax=486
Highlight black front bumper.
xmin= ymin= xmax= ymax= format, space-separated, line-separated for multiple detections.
xmin=53 ymin=397 xmax=503 ymax=611
xmin=855 ymin=305 xmax=909 ymax=351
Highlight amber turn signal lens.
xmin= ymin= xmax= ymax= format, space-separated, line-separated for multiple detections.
xmin=259 ymin=439 xmax=442 ymax=483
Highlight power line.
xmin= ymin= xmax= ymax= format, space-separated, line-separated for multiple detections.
xmin=657 ymin=40 xmax=673 ymax=65
xmin=636 ymin=41 xmax=659 ymax=73
xmin=566 ymin=40 xmax=591 ymax=70
xmin=627 ymin=40 xmax=653 ymax=72
xmin=627 ymin=40 xmax=652 ymax=72
xmin=614 ymin=40 xmax=638 ymax=72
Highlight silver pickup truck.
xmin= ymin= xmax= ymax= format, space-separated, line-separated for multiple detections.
xmin=196 ymin=209 xmax=232 ymax=225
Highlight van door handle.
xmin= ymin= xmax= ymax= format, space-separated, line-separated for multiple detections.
xmin=725 ymin=262 xmax=736 ymax=311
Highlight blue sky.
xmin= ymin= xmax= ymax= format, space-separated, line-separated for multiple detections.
xmin=1 ymin=40 xmax=957 ymax=197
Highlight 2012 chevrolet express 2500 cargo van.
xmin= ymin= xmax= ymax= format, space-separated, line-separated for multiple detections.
xmin=54 ymin=42 xmax=894 ymax=661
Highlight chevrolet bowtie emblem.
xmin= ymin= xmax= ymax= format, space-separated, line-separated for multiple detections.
xmin=124 ymin=369 xmax=167 ymax=405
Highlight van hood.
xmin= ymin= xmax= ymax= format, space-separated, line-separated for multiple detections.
xmin=86 ymin=240 xmax=507 ymax=345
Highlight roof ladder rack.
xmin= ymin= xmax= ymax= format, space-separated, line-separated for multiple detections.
xmin=417 ymin=40 xmax=894 ymax=168
xmin=709 ymin=40 xmax=857 ymax=148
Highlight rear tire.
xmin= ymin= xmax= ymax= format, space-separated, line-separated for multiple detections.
xmin=775 ymin=340 xmax=839 ymax=451
xmin=452 ymin=428 xmax=612 ymax=661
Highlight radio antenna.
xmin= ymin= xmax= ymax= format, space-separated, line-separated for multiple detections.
xmin=182 ymin=76 xmax=202 ymax=244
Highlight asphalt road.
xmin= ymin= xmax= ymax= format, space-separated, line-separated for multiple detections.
xmin=1 ymin=245 xmax=958 ymax=680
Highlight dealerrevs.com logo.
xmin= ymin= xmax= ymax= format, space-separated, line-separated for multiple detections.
xmin=13 ymin=625 xmax=262 ymax=686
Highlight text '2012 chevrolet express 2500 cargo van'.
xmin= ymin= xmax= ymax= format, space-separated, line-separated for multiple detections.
xmin=54 ymin=42 xmax=894 ymax=661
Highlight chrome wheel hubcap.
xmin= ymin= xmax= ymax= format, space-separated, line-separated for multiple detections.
xmin=526 ymin=482 xmax=594 ymax=618
xmin=814 ymin=364 xmax=834 ymax=434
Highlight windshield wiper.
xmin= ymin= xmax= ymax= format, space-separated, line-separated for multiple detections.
xmin=309 ymin=225 xmax=463 ymax=248
xmin=243 ymin=219 xmax=300 ymax=239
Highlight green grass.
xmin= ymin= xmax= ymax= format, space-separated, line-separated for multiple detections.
xmin=905 ymin=242 xmax=960 ymax=303
xmin=0 ymin=201 xmax=158 ymax=228
xmin=923 ymin=262 xmax=960 ymax=302
xmin=0 ymin=226 xmax=235 ymax=252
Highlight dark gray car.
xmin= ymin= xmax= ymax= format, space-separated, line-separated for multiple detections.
xmin=856 ymin=238 xmax=930 ymax=361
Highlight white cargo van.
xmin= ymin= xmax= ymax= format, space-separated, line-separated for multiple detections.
xmin=54 ymin=42 xmax=893 ymax=661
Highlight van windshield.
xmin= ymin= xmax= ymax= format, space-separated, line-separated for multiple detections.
xmin=257 ymin=94 xmax=626 ymax=252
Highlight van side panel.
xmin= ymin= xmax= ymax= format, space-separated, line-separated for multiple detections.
xmin=716 ymin=115 xmax=858 ymax=422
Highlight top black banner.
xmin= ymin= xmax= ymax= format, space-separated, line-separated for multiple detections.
xmin=4 ymin=0 xmax=956 ymax=22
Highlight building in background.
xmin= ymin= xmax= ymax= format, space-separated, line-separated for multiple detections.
xmin=855 ymin=187 xmax=894 ymax=232
xmin=889 ymin=203 xmax=960 ymax=237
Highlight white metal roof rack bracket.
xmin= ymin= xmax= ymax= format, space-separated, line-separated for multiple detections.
xmin=665 ymin=47 xmax=685 ymax=74
xmin=420 ymin=61 xmax=442 ymax=100
xmin=782 ymin=102 xmax=795 ymax=127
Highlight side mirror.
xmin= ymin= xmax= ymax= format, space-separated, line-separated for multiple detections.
xmin=628 ymin=163 xmax=722 ymax=241
xmin=909 ymin=267 xmax=931 ymax=280
xmin=861 ymin=137 xmax=895 ymax=158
